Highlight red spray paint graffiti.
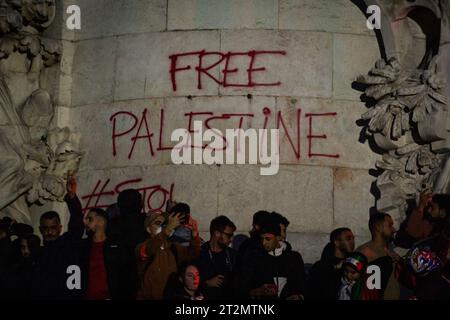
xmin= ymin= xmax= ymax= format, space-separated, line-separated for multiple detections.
xmin=169 ymin=50 xmax=286 ymax=91
xmin=81 ymin=178 xmax=174 ymax=214
xmin=109 ymin=106 xmax=339 ymax=160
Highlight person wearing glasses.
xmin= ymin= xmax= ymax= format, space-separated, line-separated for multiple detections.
xmin=195 ymin=215 xmax=237 ymax=299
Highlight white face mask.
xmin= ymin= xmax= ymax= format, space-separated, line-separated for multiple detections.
xmin=155 ymin=226 xmax=162 ymax=235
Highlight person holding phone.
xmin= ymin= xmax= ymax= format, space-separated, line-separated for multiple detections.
xmin=135 ymin=203 xmax=201 ymax=300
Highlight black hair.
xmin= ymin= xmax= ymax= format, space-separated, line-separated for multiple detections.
xmin=368 ymin=212 xmax=390 ymax=234
xmin=270 ymin=211 xmax=290 ymax=228
xmin=40 ymin=211 xmax=61 ymax=224
xmin=11 ymin=223 xmax=34 ymax=238
xmin=117 ymin=189 xmax=143 ymax=214
xmin=177 ymin=261 xmax=199 ymax=279
xmin=210 ymin=215 xmax=236 ymax=236
xmin=259 ymin=215 xmax=281 ymax=236
xmin=89 ymin=208 xmax=109 ymax=223
xmin=169 ymin=202 xmax=190 ymax=216
xmin=432 ymin=194 xmax=450 ymax=216
xmin=253 ymin=210 xmax=271 ymax=227
xmin=320 ymin=227 xmax=352 ymax=260
xmin=330 ymin=227 xmax=352 ymax=242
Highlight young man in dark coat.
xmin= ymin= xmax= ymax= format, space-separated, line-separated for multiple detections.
xmin=307 ymin=227 xmax=355 ymax=300
xmin=245 ymin=216 xmax=307 ymax=300
xmin=196 ymin=215 xmax=237 ymax=299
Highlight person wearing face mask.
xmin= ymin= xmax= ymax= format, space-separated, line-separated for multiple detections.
xmin=135 ymin=210 xmax=201 ymax=300
xmin=195 ymin=215 xmax=237 ymax=299
xmin=78 ymin=208 xmax=125 ymax=300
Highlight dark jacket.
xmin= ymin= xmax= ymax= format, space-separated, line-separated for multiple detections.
xmin=196 ymin=242 xmax=237 ymax=299
xmin=240 ymin=241 xmax=306 ymax=299
xmin=108 ymin=209 xmax=147 ymax=299
xmin=31 ymin=195 xmax=84 ymax=300
xmin=307 ymin=245 xmax=344 ymax=300
xmin=234 ymin=232 xmax=266 ymax=298
xmin=77 ymin=237 xmax=127 ymax=300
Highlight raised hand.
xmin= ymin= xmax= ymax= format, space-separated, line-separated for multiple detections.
xmin=66 ymin=171 xmax=77 ymax=199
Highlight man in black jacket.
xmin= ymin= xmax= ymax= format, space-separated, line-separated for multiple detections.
xmin=307 ymin=227 xmax=355 ymax=300
xmin=79 ymin=208 xmax=126 ymax=300
xmin=245 ymin=216 xmax=306 ymax=300
xmin=31 ymin=173 xmax=85 ymax=300
xmin=196 ymin=215 xmax=237 ymax=299
xmin=234 ymin=210 xmax=270 ymax=298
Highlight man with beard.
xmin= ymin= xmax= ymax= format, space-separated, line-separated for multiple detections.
xmin=307 ymin=227 xmax=355 ymax=299
xmin=357 ymin=212 xmax=401 ymax=299
xmin=404 ymin=192 xmax=450 ymax=241
xmin=80 ymin=208 xmax=125 ymax=300
xmin=196 ymin=215 xmax=237 ymax=299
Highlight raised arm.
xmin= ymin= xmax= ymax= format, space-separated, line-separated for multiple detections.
xmin=64 ymin=172 xmax=84 ymax=239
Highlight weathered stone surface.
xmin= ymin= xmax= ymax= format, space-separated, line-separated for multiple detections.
xmin=279 ymin=0 xmax=374 ymax=35
xmin=218 ymin=165 xmax=334 ymax=233
xmin=40 ymin=40 xmax=75 ymax=107
xmin=270 ymin=97 xmax=382 ymax=169
xmin=168 ymin=0 xmax=278 ymax=30
xmin=219 ymin=30 xmax=333 ymax=98
xmin=71 ymin=38 xmax=117 ymax=106
xmin=45 ymin=0 xmax=167 ymax=41
xmin=115 ymin=31 xmax=221 ymax=100
xmin=333 ymin=34 xmax=381 ymax=101
xmin=69 ymin=100 xmax=165 ymax=171
xmin=333 ymin=168 xmax=375 ymax=237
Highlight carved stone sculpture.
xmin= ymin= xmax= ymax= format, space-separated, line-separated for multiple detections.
xmin=357 ymin=0 xmax=450 ymax=221
xmin=0 ymin=0 xmax=82 ymax=224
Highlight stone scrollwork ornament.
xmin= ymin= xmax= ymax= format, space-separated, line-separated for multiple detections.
xmin=357 ymin=0 xmax=450 ymax=218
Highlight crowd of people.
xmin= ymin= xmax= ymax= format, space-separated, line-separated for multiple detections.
xmin=0 ymin=174 xmax=449 ymax=300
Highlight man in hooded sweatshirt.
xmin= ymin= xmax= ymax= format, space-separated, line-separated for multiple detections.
xmin=246 ymin=215 xmax=306 ymax=300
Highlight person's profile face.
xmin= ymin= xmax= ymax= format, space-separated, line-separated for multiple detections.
xmin=149 ymin=216 xmax=164 ymax=237
xmin=382 ymin=216 xmax=396 ymax=240
xmin=183 ymin=265 xmax=200 ymax=291
xmin=84 ymin=211 xmax=99 ymax=235
xmin=280 ymin=224 xmax=287 ymax=241
xmin=429 ymin=201 xmax=446 ymax=219
xmin=337 ymin=231 xmax=355 ymax=253
xmin=261 ymin=233 xmax=279 ymax=252
xmin=219 ymin=226 xmax=234 ymax=247
xmin=39 ymin=218 xmax=62 ymax=242
xmin=20 ymin=239 xmax=30 ymax=258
